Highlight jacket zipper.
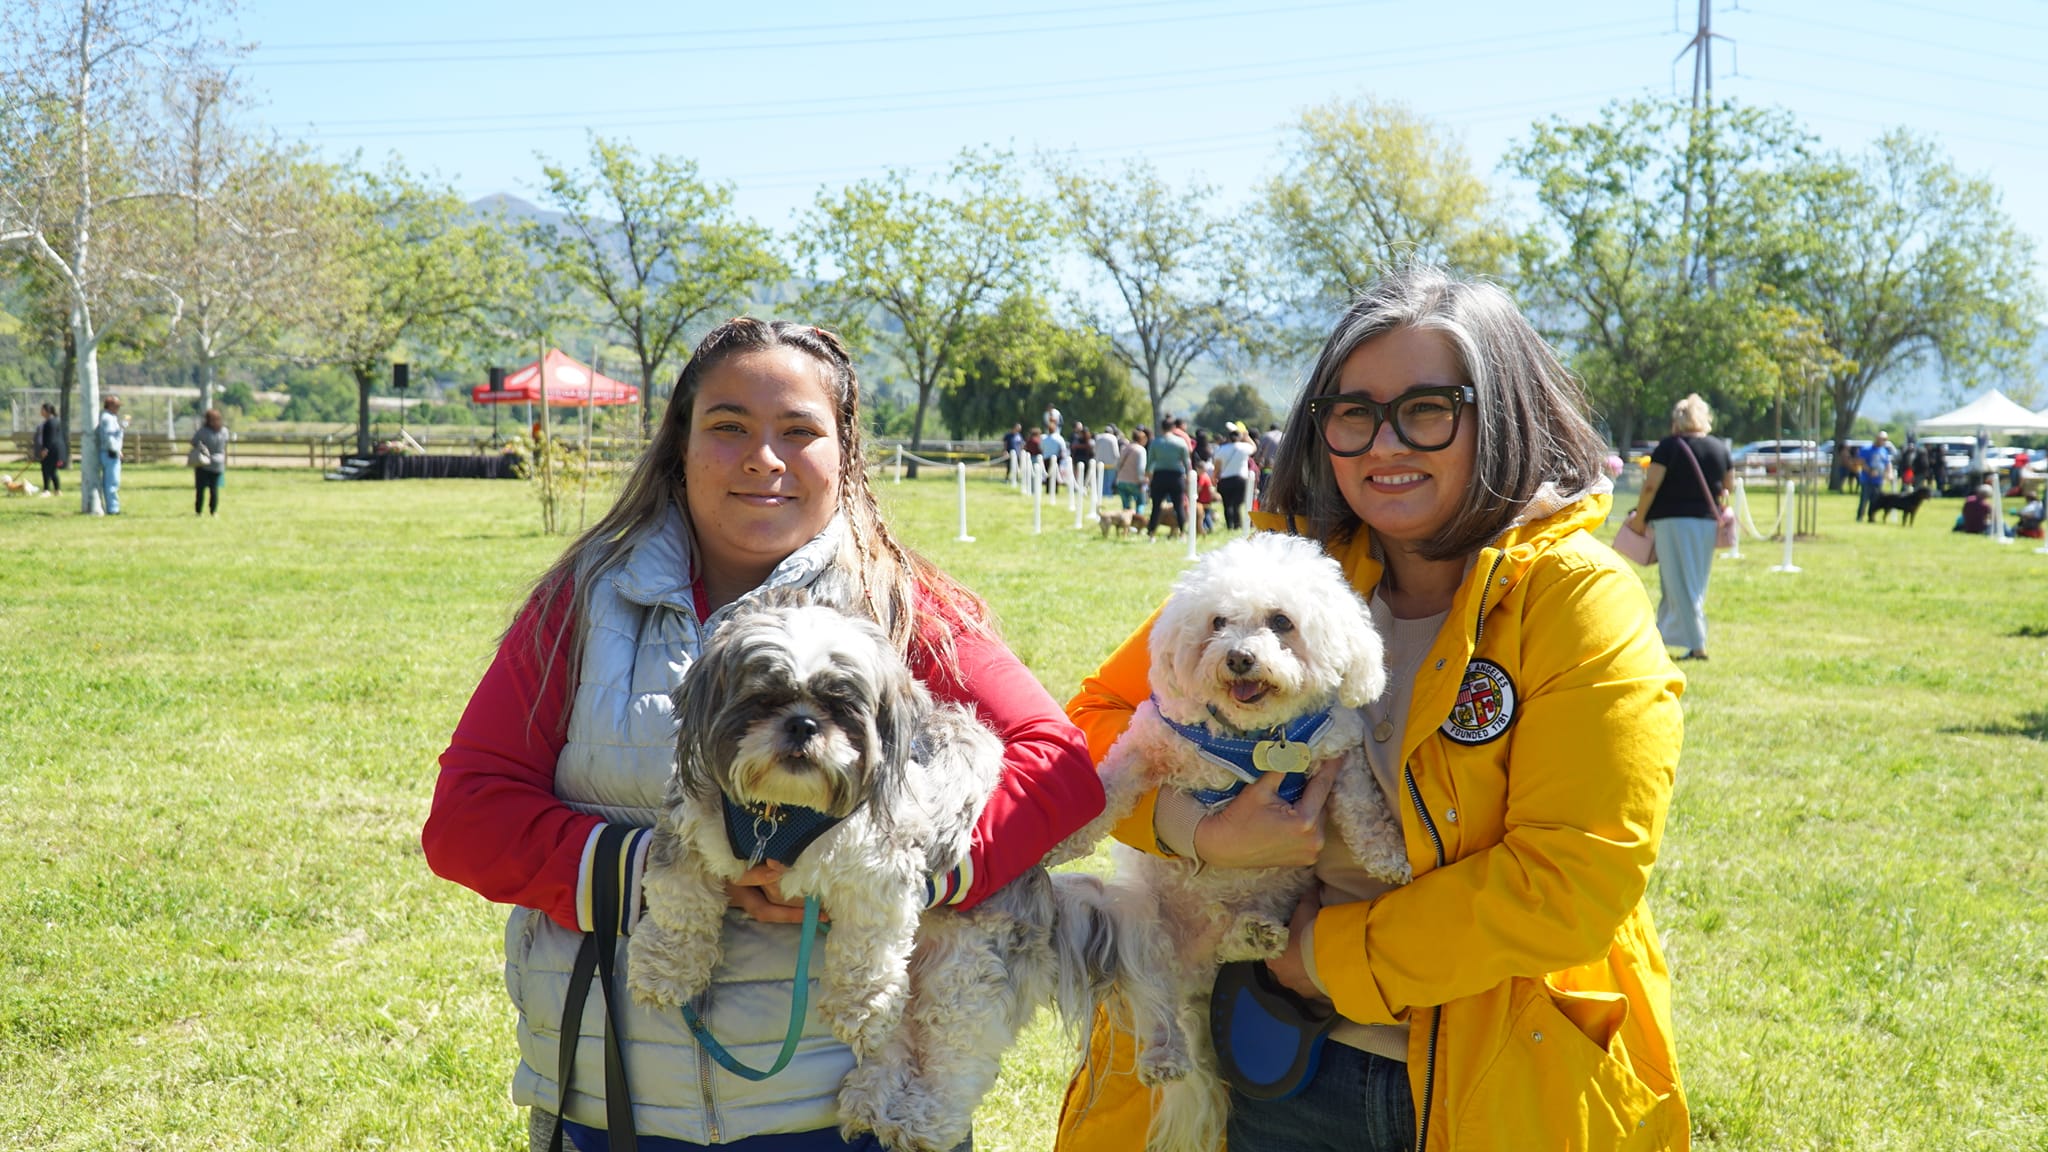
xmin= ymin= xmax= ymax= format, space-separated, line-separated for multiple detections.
xmin=1409 ymin=551 xmax=1505 ymax=1152
xmin=693 ymin=988 xmax=721 ymax=1143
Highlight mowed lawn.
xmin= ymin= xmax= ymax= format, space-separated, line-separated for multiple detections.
xmin=1 ymin=465 xmax=2043 ymax=1150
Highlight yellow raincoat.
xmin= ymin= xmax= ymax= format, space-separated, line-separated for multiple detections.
xmin=1057 ymin=491 xmax=1689 ymax=1151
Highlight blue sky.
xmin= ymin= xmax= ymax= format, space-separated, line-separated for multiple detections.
xmin=232 ymin=0 xmax=2047 ymax=409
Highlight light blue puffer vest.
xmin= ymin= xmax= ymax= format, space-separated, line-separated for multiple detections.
xmin=505 ymin=509 xmax=855 ymax=1143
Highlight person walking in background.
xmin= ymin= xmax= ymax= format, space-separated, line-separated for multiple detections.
xmin=1040 ymin=422 xmax=1068 ymax=493
xmin=1623 ymin=393 xmax=1731 ymax=662
xmin=93 ymin=395 xmax=126 ymax=515
xmin=1190 ymin=427 xmax=1213 ymax=469
xmin=32 ymin=403 xmax=65 ymax=494
xmin=1211 ymin=421 xmax=1255 ymax=530
xmin=1092 ymin=424 xmax=1120 ymax=497
xmin=1143 ymin=418 xmax=1189 ymax=538
xmin=1070 ymin=421 xmax=1095 ymax=494
xmin=1854 ymin=430 xmax=1894 ymax=522
xmin=1253 ymin=421 xmax=1283 ymax=503
xmin=1002 ymin=423 xmax=1023 ymax=480
xmin=1113 ymin=425 xmax=1148 ymax=512
xmin=190 ymin=409 xmax=229 ymax=516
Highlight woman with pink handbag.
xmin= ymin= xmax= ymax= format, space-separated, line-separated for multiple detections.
xmin=1621 ymin=393 xmax=1733 ymax=661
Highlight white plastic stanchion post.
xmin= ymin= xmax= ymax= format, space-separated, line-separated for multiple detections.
xmin=894 ymin=445 xmax=903 ymax=484
xmin=1033 ymin=459 xmax=1044 ymax=534
xmin=1990 ymin=482 xmax=2011 ymax=545
xmin=1770 ymin=480 xmax=1801 ymax=573
xmin=1186 ymin=492 xmax=1199 ymax=562
xmin=954 ymin=463 xmax=975 ymax=542
xmin=1074 ymin=478 xmax=1085 ymax=530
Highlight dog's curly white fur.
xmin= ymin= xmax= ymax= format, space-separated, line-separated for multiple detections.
xmin=1057 ymin=533 xmax=1411 ymax=1152
xmin=631 ymin=601 xmax=1185 ymax=1152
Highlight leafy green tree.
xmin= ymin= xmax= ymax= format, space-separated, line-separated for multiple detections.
xmin=1780 ymin=132 xmax=2042 ymax=444
xmin=1507 ymin=98 xmax=1813 ymax=448
xmin=1194 ymin=382 xmax=1274 ymax=437
xmin=530 ymin=136 xmax=784 ymax=434
xmin=302 ymin=162 xmax=525 ymax=455
xmin=1262 ymin=96 xmax=1511 ymax=316
xmin=804 ymin=150 xmax=1052 ymax=475
xmin=1 ymin=0 xmax=230 ymax=511
xmin=1048 ymin=158 xmax=1244 ymax=433
xmin=938 ymin=293 xmax=1145 ymax=438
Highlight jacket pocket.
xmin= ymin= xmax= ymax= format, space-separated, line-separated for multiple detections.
xmin=1454 ymin=983 xmax=1676 ymax=1151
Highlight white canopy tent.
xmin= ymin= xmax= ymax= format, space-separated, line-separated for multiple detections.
xmin=1915 ymin=390 xmax=2048 ymax=435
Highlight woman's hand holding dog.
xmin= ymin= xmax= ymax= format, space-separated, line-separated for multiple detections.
xmin=1190 ymin=762 xmax=1338 ymax=869
xmin=1269 ymin=884 xmax=1332 ymax=1004
xmin=726 ymin=862 xmax=828 ymax=925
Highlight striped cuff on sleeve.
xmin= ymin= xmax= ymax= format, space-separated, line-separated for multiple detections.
xmin=923 ymin=857 xmax=975 ymax=909
xmin=576 ymin=824 xmax=654 ymax=935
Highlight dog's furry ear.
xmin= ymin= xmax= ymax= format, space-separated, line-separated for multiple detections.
xmin=671 ymin=632 xmax=735 ymax=793
xmin=863 ymin=639 xmax=926 ymax=832
xmin=1330 ymin=598 xmax=1388 ymax=708
xmin=1145 ymin=593 xmax=1210 ymax=718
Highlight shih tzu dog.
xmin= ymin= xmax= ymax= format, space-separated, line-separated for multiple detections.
xmin=1056 ymin=532 xmax=1409 ymax=1152
xmin=630 ymin=600 xmax=1183 ymax=1152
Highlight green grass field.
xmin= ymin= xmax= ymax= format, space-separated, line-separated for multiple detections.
xmin=2 ymin=465 xmax=2043 ymax=1150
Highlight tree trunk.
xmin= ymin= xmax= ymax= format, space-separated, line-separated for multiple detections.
xmin=58 ymin=327 xmax=76 ymax=433
xmin=907 ymin=377 xmax=932 ymax=480
xmin=74 ymin=328 xmax=104 ymax=515
xmin=199 ymin=353 xmax=215 ymax=413
xmin=639 ymin=353 xmax=657 ymax=437
xmin=355 ymin=364 xmax=375 ymax=456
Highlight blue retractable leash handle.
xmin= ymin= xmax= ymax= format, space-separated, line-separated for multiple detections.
xmin=680 ymin=893 xmax=822 ymax=1081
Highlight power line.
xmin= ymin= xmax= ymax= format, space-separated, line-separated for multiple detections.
xmin=1740 ymin=70 xmax=2048 ymax=136
xmin=289 ymin=19 xmax=1665 ymax=140
xmin=1745 ymin=37 xmax=2048 ymax=95
xmin=255 ymin=0 xmax=1211 ymax=52
xmin=239 ymin=0 xmax=1377 ymax=68
xmin=1745 ymin=7 xmax=2048 ymax=70
xmin=1856 ymin=0 xmax=2048 ymax=35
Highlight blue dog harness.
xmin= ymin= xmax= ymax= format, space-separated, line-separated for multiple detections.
xmin=1153 ymin=697 xmax=1335 ymax=807
xmin=721 ymin=796 xmax=847 ymax=869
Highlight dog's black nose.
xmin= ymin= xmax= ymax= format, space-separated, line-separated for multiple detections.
xmin=1225 ymin=649 xmax=1256 ymax=676
xmin=784 ymin=714 xmax=820 ymax=743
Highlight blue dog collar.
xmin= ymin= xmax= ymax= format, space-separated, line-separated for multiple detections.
xmin=1153 ymin=697 xmax=1332 ymax=807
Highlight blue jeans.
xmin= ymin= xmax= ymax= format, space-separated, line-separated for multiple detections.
xmin=1227 ymin=1043 xmax=1414 ymax=1152
xmin=99 ymin=453 xmax=122 ymax=514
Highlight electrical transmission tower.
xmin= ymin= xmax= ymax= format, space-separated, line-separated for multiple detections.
xmin=1675 ymin=0 xmax=1736 ymax=285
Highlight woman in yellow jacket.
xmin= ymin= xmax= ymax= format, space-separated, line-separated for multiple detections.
xmin=1057 ymin=266 xmax=1687 ymax=1152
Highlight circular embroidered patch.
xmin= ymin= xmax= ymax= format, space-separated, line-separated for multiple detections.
xmin=1441 ymin=659 xmax=1516 ymax=745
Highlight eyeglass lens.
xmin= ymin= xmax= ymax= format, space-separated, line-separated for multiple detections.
xmin=1320 ymin=391 xmax=1463 ymax=453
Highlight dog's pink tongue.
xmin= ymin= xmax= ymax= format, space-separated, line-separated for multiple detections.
xmin=1230 ymin=680 xmax=1266 ymax=703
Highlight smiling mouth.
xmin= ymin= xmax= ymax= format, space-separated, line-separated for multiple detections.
xmin=1227 ymin=679 xmax=1272 ymax=705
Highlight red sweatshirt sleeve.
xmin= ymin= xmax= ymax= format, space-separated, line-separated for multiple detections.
xmin=421 ymin=583 xmax=599 ymax=932
xmin=916 ymin=622 xmax=1104 ymax=910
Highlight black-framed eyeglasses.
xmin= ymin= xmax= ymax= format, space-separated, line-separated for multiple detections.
xmin=1307 ymin=385 xmax=1476 ymax=456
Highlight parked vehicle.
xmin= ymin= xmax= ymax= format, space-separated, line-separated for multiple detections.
xmin=1731 ymin=439 xmax=1820 ymax=475
xmin=1917 ymin=436 xmax=1982 ymax=495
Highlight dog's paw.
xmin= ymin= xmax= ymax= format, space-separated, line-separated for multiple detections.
xmin=1216 ymin=915 xmax=1289 ymax=962
xmin=1138 ymin=1038 xmax=1193 ymax=1086
xmin=625 ymin=963 xmax=691 ymax=1010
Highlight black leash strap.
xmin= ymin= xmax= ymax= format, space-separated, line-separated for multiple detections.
xmin=549 ymin=823 xmax=639 ymax=1152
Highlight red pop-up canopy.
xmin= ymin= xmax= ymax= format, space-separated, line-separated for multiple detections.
xmin=472 ymin=349 xmax=640 ymax=408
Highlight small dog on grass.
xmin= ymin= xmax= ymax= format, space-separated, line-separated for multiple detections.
xmin=1869 ymin=485 xmax=1931 ymax=525
xmin=631 ymin=600 xmax=1182 ymax=1152
xmin=1098 ymin=507 xmax=1138 ymax=537
xmin=1054 ymin=533 xmax=1408 ymax=1152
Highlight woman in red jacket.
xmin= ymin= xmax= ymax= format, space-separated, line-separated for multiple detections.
xmin=424 ymin=318 xmax=1103 ymax=1151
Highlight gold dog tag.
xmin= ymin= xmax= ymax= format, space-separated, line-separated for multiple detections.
xmin=1251 ymin=739 xmax=1311 ymax=777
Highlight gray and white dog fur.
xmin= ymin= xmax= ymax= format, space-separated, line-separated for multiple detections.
xmin=1053 ymin=532 xmax=1411 ymax=1152
xmin=630 ymin=599 xmax=1184 ymax=1152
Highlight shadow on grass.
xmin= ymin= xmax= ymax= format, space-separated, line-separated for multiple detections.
xmin=2010 ymin=624 xmax=2048 ymax=638
xmin=1942 ymin=711 xmax=2048 ymax=741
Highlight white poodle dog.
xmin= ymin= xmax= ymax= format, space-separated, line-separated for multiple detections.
xmin=630 ymin=601 xmax=1183 ymax=1152
xmin=1060 ymin=531 xmax=1411 ymax=1152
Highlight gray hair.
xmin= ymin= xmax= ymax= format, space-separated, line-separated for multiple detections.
xmin=1266 ymin=265 xmax=1606 ymax=560
xmin=1671 ymin=393 xmax=1712 ymax=436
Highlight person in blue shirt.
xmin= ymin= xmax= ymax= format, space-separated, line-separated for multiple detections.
xmin=1855 ymin=430 xmax=1894 ymax=522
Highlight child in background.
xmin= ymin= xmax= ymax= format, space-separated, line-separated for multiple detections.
xmin=1194 ymin=463 xmax=1218 ymax=534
